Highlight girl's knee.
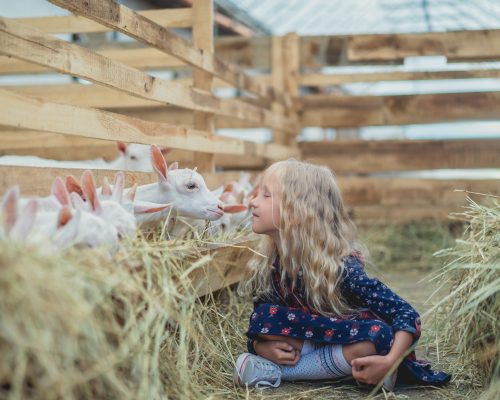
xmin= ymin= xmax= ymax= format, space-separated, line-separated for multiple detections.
xmin=342 ymin=341 xmax=377 ymax=365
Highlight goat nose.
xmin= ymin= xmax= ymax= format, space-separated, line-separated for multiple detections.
xmin=217 ymin=203 xmax=224 ymax=211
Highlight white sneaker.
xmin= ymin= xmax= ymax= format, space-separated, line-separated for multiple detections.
xmin=382 ymin=369 xmax=398 ymax=392
xmin=233 ymin=353 xmax=282 ymax=389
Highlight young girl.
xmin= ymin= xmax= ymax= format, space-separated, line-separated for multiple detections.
xmin=233 ymin=160 xmax=450 ymax=391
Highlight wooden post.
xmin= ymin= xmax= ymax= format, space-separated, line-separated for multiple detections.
xmin=192 ymin=0 xmax=215 ymax=173
xmin=272 ymin=33 xmax=301 ymax=152
xmin=271 ymin=35 xmax=286 ymax=146
xmin=282 ymin=33 xmax=300 ymax=149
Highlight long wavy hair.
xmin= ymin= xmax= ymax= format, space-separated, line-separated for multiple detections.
xmin=238 ymin=159 xmax=366 ymax=317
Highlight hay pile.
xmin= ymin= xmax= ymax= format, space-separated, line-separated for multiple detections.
xmin=429 ymin=195 xmax=499 ymax=399
xmin=0 ymin=227 xmax=255 ymax=400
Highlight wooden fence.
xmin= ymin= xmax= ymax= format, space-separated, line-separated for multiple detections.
xmin=0 ymin=0 xmax=499 ymax=229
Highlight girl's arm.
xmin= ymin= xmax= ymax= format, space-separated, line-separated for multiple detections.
xmin=351 ymin=331 xmax=414 ymax=385
xmin=340 ymin=256 xmax=422 ymax=344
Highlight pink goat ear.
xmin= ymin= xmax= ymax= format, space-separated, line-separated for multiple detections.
xmin=102 ymin=176 xmax=112 ymax=197
xmin=10 ymin=199 xmax=37 ymax=240
xmin=52 ymin=177 xmax=71 ymax=206
xmin=126 ymin=183 xmax=138 ymax=202
xmin=81 ymin=170 xmax=102 ymax=213
xmin=223 ymin=204 xmax=248 ymax=214
xmin=116 ymin=141 xmax=127 ymax=154
xmin=151 ymin=145 xmax=168 ymax=182
xmin=70 ymin=192 xmax=86 ymax=211
xmin=168 ymin=161 xmax=179 ymax=171
xmin=2 ymin=186 xmax=19 ymax=232
xmin=57 ymin=206 xmax=73 ymax=228
xmin=134 ymin=202 xmax=172 ymax=214
xmin=112 ymin=171 xmax=124 ymax=203
xmin=66 ymin=175 xmax=85 ymax=199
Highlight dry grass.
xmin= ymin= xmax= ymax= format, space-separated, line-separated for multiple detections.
xmin=426 ymin=195 xmax=499 ymax=400
xmin=0 ymin=211 xmax=496 ymax=399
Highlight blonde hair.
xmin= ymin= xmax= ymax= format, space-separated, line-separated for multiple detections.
xmin=239 ymin=159 xmax=366 ymax=317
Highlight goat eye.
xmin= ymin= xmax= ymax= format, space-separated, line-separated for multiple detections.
xmin=130 ymin=156 xmax=137 ymax=161
xmin=186 ymin=183 xmax=197 ymax=190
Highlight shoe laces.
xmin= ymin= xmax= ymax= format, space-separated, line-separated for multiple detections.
xmin=252 ymin=358 xmax=281 ymax=388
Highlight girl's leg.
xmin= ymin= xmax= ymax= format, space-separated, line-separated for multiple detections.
xmin=342 ymin=340 xmax=377 ymax=364
xmin=257 ymin=334 xmax=304 ymax=351
xmin=280 ymin=341 xmax=377 ymax=382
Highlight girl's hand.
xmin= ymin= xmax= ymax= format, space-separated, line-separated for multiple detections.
xmin=254 ymin=340 xmax=300 ymax=366
xmin=351 ymin=355 xmax=395 ymax=385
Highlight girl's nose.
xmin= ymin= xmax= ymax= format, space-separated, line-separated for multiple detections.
xmin=249 ymin=197 xmax=257 ymax=209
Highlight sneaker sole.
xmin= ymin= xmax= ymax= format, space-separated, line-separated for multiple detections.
xmin=234 ymin=353 xmax=252 ymax=386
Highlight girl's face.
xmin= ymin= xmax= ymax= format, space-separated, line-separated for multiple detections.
xmin=249 ymin=172 xmax=281 ymax=237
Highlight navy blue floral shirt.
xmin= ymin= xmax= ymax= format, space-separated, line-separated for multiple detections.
xmin=245 ymin=251 xmax=450 ymax=386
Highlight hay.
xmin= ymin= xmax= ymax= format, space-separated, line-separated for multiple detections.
xmin=1 ymin=216 xmax=491 ymax=400
xmin=427 ymin=195 xmax=500 ymax=399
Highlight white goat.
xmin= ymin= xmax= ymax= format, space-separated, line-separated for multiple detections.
xmin=131 ymin=145 xmax=224 ymax=226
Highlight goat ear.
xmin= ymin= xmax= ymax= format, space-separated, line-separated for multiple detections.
xmin=102 ymin=177 xmax=112 ymax=198
xmin=57 ymin=206 xmax=73 ymax=227
xmin=223 ymin=204 xmax=248 ymax=214
xmin=116 ymin=141 xmax=127 ymax=154
xmin=81 ymin=170 xmax=102 ymax=213
xmin=2 ymin=186 xmax=19 ymax=232
xmin=150 ymin=145 xmax=168 ymax=183
xmin=126 ymin=183 xmax=137 ymax=202
xmin=134 ymin=201 xmax=172 ymax=214
xmin=112 ymin=171 xmax=124 ymax=203
xmin=52 ymin=177 xmax=71 ymax=206
xmin=66 ymin=175 xmax=85 ymax=199
xmin=168 ymin=161 xmax=178 ymax=171
xmin=53 ymin=210 xmax=81 ymax=249
xmin=70 ymin=192 xmax=86 ymax=211
xmin=10 ymin=199 xmax=37 ymax=240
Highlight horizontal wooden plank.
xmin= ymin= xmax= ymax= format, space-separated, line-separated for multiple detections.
xmin=0 ymin=47 xmax=184 ymax=75
xmin=0 ymin=130 xmax=267 ymax=169
xmin=0 ymin=17 xmax=297 ymax=133
xmin=14 ymin=8 xmax=193 ymax=33
xmin=6 ymin=29 xmax=495 ymax=74
xmin=0 ymin=88 xmax=299 ymax=160
xmin=0 ymin=165 xmax=259 ymax=196
xmin=349 ymin=205 xmax=460 ymax=224
xmin=348 ymin=30 xmax=500 ymax=63
xmin=301 ymin=139 xmax=500 ymax=173
xmin=299 ymin=69 xmax=500 ymax=86
xmin=49 ymin=0 xmax=294 ymax=109
xmin=301 ymin=92 xmax=500 ymax=127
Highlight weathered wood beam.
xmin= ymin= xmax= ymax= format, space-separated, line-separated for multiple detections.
xmin=0 ymin=88 xmax=298 ymax=160
xmin=348 ymin=30 xmax=500 ymax=63
xmin=14 ymin=8 xmax=193 ymax=33
xmin=299 ymin=69 xmax=500 ymax=86
xmin=301 ymin=139 xmax=500 ymax=173
xmin=48 ymin=0 xmax=294 ymax=108
xmin=301 ymin=92 xmax=500 ymax=127
xmin=0 ymin=17 xmax=297 ymax=133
